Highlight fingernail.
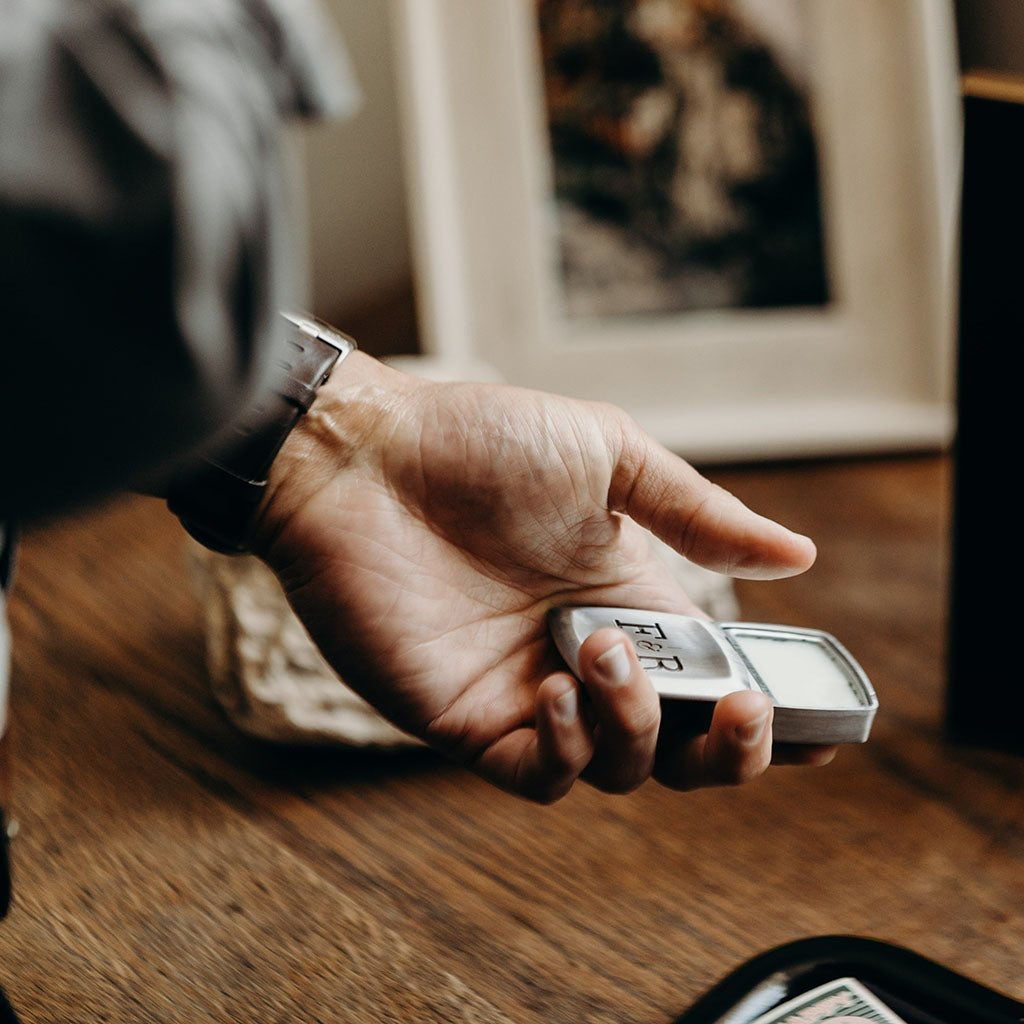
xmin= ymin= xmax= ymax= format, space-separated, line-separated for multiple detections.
xmin=736 ymin=709 xmax=771 ymax=746
xmin=593 ymin=643 xmax=632 ymax=687
xmin=554 ymin=688 xmax=578 ymax=724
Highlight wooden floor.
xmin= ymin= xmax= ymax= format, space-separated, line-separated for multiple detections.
xmin=2 ymin=455 xmax=1022 ymax=1023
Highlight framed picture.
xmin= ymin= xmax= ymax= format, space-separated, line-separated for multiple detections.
xmin=392 ymin=0 xmax=960 ymax=460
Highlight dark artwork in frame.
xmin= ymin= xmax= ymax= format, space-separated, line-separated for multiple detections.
xmin=536 ymin=0 xmax=830 ymax=320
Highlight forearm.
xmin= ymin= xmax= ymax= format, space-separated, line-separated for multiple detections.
xmin=0 ymin=202 xmax=266 ymax=520
xmin=0 ymin=0 xmax=354 ymax=522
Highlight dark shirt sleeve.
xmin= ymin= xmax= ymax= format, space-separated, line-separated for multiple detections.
xmin=0 ymin=0 xmax=358 ymax=521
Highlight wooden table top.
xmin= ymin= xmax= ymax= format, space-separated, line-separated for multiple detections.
xmin=2 ymin=454 xmax=1022 ymax=1023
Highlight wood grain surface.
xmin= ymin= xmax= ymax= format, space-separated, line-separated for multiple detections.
xmin=2 ymin=455 xmax=1022 ymax=1023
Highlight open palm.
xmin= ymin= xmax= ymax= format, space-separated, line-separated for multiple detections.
xmin=255 ymin=355 xmax=825 ymax=801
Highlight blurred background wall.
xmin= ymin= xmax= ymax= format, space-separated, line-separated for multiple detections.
xmin=297 ymin=0 xmax=417 ymax=353
xmin=297 ymin=0 xmax=963 ymax=369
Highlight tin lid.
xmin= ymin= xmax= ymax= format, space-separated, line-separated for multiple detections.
xmin=548 ymin=606 xmax=756 ymax=701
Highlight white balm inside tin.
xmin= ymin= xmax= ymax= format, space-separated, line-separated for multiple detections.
xmin=549 ymin=607 xmax=878 ymax=744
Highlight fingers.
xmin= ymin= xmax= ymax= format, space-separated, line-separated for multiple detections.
xmin=534 ymin=674 xmax=595 ymax=796
xmin=654 ymin=689 xmax=775 ymax=790
xmin=473 ymin=674 xmax=593 ymax=804
xmin=606 ymin=415 xmax=816 ymax=579
xmin=473 ymin=644 xmax=836 ymax=804
xmin=577 ymin=628 xmax=662 ymax=794
xmin=471 ymin=625 xmax=663 ymax=803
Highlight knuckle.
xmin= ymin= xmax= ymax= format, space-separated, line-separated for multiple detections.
xmin=584 ymin=757 xmax=650 ymax=795
xmin=716 ymin=753 xmax=769 ymax=788
xmin=427 ymin=699 xmax=490 ymax=762
xmin=617 ymin=702 xmax=661 ymax=741
xmin=548 ymin=743 xmax=587 ymax=778
xmin=526 ymin=777 xmax=573 ymax=806
xmin=599 ymin=774 xmax=645 ymax=796
xmin=594 ymin=401 xmax=637 ymax=452
xmin=676 ymin=487 xmax=724 ymax=561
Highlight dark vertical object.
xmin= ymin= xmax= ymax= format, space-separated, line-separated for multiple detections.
xmin=947 ymin=74 xmax=1024 ymax=751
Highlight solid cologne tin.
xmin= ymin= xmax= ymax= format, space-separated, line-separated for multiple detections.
xmin=549 ymin=607 xmax=878 ymax=745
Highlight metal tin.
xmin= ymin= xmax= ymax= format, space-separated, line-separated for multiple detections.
xmin=548 ymin=607 xmax=878 ymax=745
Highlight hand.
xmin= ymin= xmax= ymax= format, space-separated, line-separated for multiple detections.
xmin=253 ymin=353 xmax=832 ymax=802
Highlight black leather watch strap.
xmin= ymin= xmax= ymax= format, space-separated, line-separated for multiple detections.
xmin=167 ymin=312 xmax=356 ymax=554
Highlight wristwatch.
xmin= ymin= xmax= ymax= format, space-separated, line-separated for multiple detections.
xmin=167 ymin=312 xmax=357 ymax=554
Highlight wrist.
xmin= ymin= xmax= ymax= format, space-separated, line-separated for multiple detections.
xmin=168 ymin=313 xmax=357 ymax=554
xmin=249 ymin=350 xmax=419 ymax=560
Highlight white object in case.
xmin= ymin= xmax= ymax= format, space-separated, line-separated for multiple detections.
xmin=549 ymin=607 xmax=878 ymax=745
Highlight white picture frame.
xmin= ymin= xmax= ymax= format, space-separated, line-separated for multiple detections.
xmin=392 ymin=0 xmax=961 ymax=461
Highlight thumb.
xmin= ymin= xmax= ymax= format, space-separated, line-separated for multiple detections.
xmin=606 ymin=414 xmax=815 ymax=579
